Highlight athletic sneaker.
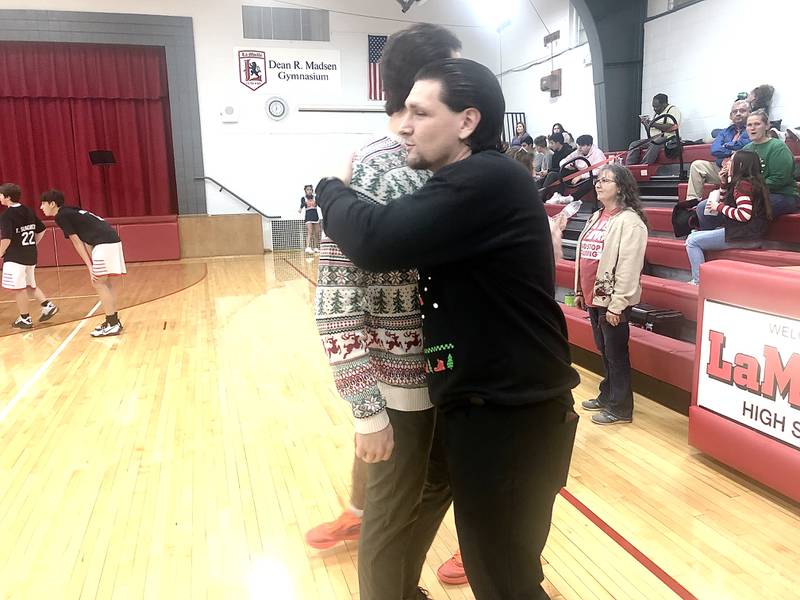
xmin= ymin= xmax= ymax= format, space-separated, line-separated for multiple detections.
xmin=591 ymin=411 xmax=632 ymax=425
xmin=305 ymin=511 xmax=361 ymax=549
xmin=305 ymin=247 xmax=313 ymax=254
xmin=39 ymin=302 xmax=59 ymax=322
xmin=581 ymin=399 xmax=605 ymax=411
xmin=437 ymin=550 xmax=468 ymax=585
xmin=90 ymin=321 xmax=122 ymax=337
xmin=12 ymin=315 xmax=33 ymax=329
xmin=313 ymin=248 xmax=320 ymax=254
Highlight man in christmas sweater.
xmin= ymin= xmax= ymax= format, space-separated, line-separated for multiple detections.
xmin=310 ymin=24 xmax=464 ymax=600
xmin=317 ymin=58 xmax=580 ymax=600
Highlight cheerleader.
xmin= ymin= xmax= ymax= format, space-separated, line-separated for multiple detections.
xmin=301 ymin=191 xmax=322 ymax=254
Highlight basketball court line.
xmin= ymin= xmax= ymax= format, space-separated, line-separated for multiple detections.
xmin=0 ymin=294 xmax=97 ymax=304
xmin=0 ymin=301 xmax=101 ymax=423
xmin=283 ymin=256 xmax=699 ymax=600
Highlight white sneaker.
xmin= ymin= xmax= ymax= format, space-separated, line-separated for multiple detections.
xmin=40 ymin=302 xmax=59 ymax=322
xmin=90 ymin=321 xmax=122 ymax=337
xmin=688 ymin=279 xmax=699 ymax=286
xmin=12 ymin=315 xmax=33 ymax=329
xmin=305 ymin=247 xmax=313 ymax=254
xmin=313 ymin=248 xmax=320 ymax=254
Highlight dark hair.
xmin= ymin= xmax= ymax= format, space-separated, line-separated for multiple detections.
xmin=552 ymin=123 xmax=564 ymax=133
xmin=749 ymin=84 xmax=774 ymax=112
xmin=598 ymin=164 xmax=648 ymax=225
xmin=548 ymin=132 xmax=564 ymax=144
xmin=41 ymin=188 xmax=65 ymax=207
xmin=727 ymin=150 xmax=772 ymax=220
xmin=414 ymin=58 xmax=505 ymax=153
xmin=533 ymin=135 xmax=547 ymax=147
xmin=380 ymin=23 xmax=462 ymax=116
xmin=0 ymin=183 xmax=21 ymax=202
xmin=576 ymin=134 xmax=593 ymax=146
xmin=304 ymin=184 xmax=313 ymax=189
xmin=654 ymin=93 xmax=669 ymax=104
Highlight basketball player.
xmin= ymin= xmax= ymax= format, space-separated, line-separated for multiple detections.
xmin=40 ymin=189 xmax=126 ymax=337
xmin=0 ymin=183 xmax=58 ymax=328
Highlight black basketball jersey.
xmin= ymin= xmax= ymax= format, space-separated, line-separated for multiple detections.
xmin=55 ymin=206 xmax=120 ymax=246
xmin=0 ymin=204 xmax=45 ymax=266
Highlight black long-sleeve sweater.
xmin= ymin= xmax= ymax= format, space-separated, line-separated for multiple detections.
xmin=316 ymin=150 xmax=579 ymax=411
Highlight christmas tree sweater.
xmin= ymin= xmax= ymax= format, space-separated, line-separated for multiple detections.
xmin=315 ymin=134 xmax=432 ymax=433
xmin=317 ymin=150 xmax=580 ymax=411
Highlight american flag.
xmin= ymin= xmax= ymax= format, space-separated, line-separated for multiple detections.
xmin=368 ymin=35 xmax=387 ymax=101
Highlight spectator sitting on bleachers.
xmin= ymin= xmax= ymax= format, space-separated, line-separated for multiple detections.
xmin=697 ymin=110 xmax=798 ymax=230
xmin=509 ymin=146 xmax=536 ymax=178
xmin=688 ymin=100 xmax=750 ymax=207
xmin=748 ymin=84 xmax=774 ymax=114
xmin=532 ymin=135 xmax=552 ymax=181
xmin=558 ymin=134 xmax=607 ymax=200
xmin=539 ymin=132 xmax=574 ymax=191
xmin=685 ymin=150 xmax=771 ymax=284
xmin=510 ymin=121 xmax=533 ymax=149
xmin=552 ymin=123 xmax=574 ymax=146
xmin=624 ymin=93 xmax=682 ymax=165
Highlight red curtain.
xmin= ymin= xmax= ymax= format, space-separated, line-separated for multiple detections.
xmin=0 ymin=42 xmax=178 ymax=216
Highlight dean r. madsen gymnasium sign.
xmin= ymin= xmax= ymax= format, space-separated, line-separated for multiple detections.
xmin=236 ymin=47 xmax=341 ymax=92
xmin=269 ymin=59 xmax=337 ymax=81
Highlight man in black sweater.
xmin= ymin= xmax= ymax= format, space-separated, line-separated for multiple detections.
xmin=316 ymin=58 xmax=580 ymax=600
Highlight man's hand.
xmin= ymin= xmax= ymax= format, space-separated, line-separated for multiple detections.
xmin=88 ymin=266 xmax=97 ymax=283
xmin=355 ymin=424 xmax=394 ymax=463
xmin=605 ymin=310 xmax=621 ymax=326
xmin=575 ymin=295 xmax=586 ymax=310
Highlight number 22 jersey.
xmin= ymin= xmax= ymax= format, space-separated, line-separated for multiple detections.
xmin=0 ymin=204 xmax=45 ymax=266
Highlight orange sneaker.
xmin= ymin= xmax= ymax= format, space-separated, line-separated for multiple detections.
xmin=305 ymin=511 xmax=362 ymax=549
xmin=437 ymin=550 xmax=468 ymax=585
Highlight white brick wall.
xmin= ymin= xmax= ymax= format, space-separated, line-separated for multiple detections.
xmin=643 ymin=0 xmax=797 ymax=141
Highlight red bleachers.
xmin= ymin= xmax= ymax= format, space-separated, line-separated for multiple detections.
xmin=555 ymin=259 xmax=698 ymax=320
xmin=646 ymin=206 xmax=800 ymax=244
xmin=646 ymin=238 xmax=800 ymax=271
xmin=561 ymin=304 xmax=695 ymax=392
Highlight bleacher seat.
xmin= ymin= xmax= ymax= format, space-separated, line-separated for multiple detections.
xmin=555 ymin=259 xmax=698 ymax=320
xmin=646 ymin=238 xmax=800 ymax=271
xmin=561 ymin=304 xmax=695 ymax=392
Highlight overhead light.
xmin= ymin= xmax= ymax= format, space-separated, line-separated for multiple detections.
xmin=396 ymin=0 xmax=429 ymax=13
xmin=467 ymin=0 xmax=516 ymax=32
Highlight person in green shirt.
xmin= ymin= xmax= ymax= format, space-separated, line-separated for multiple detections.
xmin=743 ymin=109 xmax=798 ymax=216
xmin=696 ymin=109 xmax=798 ymax=230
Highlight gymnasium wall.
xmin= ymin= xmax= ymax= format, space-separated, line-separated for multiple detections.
xmin=643 ymin=0 xmax=797 ymax=142
xmin=0 ymin=0 xmax=503 ymax=218
xmin=499 ymin=1 xmax=598 ymax=146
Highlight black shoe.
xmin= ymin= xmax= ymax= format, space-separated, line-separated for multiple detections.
xmin=581 ymin=398 xmax=605 ymax=411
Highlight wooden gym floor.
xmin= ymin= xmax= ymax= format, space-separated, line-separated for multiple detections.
xmin=0 ymin=252 xmax=797 ymax=600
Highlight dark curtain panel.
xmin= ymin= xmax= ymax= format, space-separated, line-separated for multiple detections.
xmin=0 ymin=42 xmax=178 ymax=216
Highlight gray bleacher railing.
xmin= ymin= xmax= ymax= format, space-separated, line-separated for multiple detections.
xmin=195 ymin=176 xmax=280 ymax=219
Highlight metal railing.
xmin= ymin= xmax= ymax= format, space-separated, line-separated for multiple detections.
xmin=195 ymin=176 xmax=280 ymax=219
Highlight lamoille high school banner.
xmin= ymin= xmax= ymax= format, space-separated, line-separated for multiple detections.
xmin=697 ymin=299 xmax=800 ymax=450
xmin=236 ymin=47 xmax=341 ymax=94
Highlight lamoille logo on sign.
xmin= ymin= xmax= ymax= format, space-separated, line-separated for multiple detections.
xmin=239 ymin=50 xmax=267 ymax=91
xmin=235 ymin=47 xmax=341 ymax=94
xmin=698 ymin=299 xmax=800 ymax=449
